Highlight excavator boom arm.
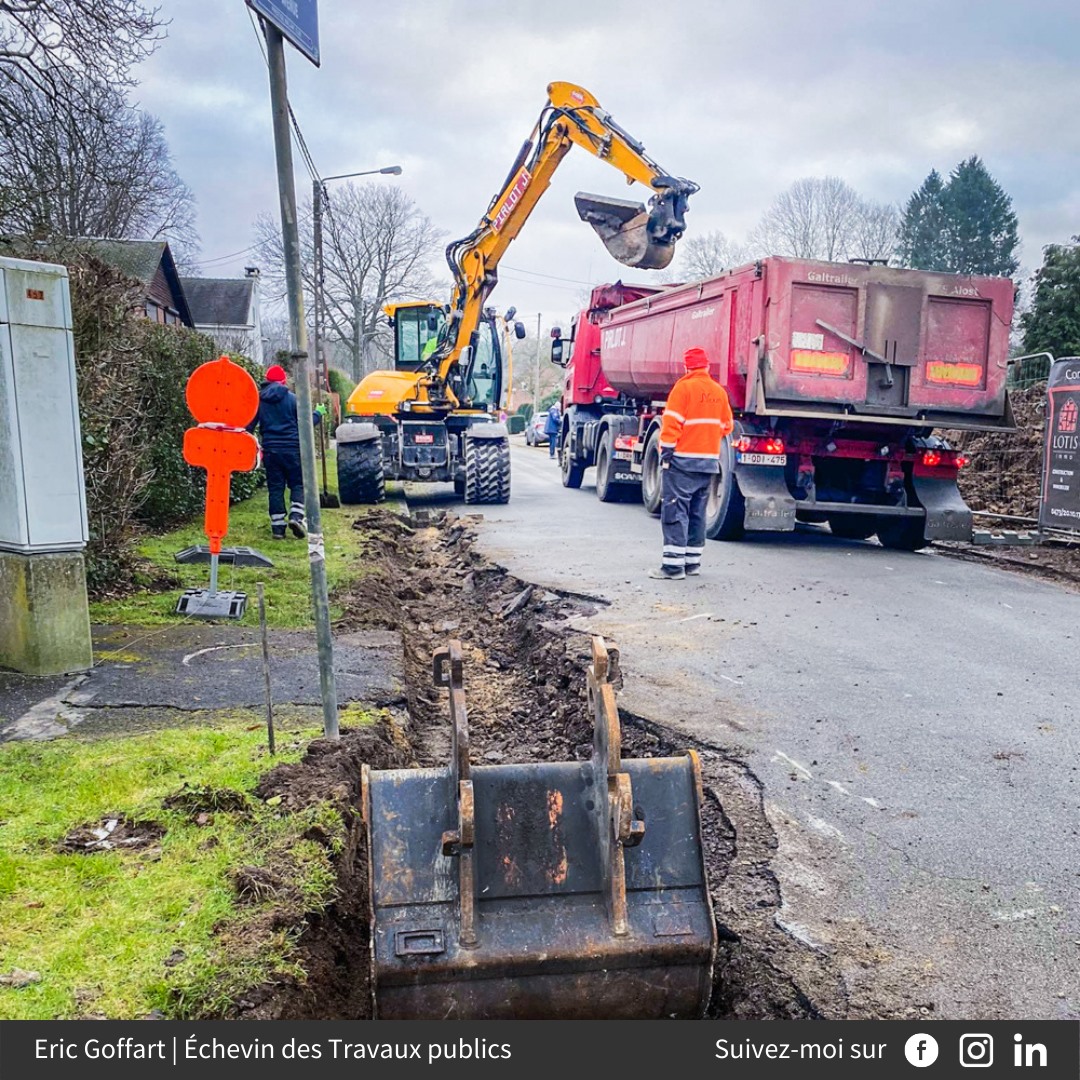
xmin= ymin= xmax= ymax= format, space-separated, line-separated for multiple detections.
xmin=429 ymin=82 xmax=697 ymax=399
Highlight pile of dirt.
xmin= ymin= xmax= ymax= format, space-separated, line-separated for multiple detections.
xmin=215 ymin=719 xmax=409 ymax=1020
xmin=949 ymin=384 xmax=1045 ymax=518
xmin=59 ymin=816 xmax=165 ymax=853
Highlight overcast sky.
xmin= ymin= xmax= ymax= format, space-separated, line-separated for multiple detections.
xmin=134 ymin=0 xmax=1080 ymax=328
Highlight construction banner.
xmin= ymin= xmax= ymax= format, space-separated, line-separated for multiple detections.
xmin=1039 ymin=356 xmax=1080 ymax=533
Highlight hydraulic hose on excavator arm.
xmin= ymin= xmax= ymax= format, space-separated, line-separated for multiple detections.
xmin=424 ymin=81 xmax=699 ymax=408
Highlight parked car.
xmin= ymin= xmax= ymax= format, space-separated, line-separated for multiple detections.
xmin=524 ymin=413 xmax=548 ymax=446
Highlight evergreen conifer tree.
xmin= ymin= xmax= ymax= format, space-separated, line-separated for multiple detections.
xmin=896 ymin=169 xmax=948 ymax=270
xmin=940 ymin=156 xmax=1019 ymax=278
xmin=1021 ymin=237 xmax=1080 ymax=358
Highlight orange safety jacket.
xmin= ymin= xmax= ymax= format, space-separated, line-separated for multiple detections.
xmin=658 ymin=368 xmax=734 ymax=470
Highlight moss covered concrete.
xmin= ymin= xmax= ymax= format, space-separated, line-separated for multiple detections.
xmin=0 ymin=550 xmax=92 ymax=675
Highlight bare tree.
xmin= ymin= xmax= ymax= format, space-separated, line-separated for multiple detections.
xmin=0 ymin=73 xmax=199 ymax=261
xmin=677 ymin=229 xmax=754 ymax=278
xmin=750 ymin=176 xmax=898 ymax=264
xmin=847 ymin=199 xmax=900 ymax=263
xmin=0 ymin=1 xmax=164 ymax=130
xmin=254 ymin=182 xmax=444 ymax=380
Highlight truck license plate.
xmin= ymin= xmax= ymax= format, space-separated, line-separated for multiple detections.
xmin=737 ymin=452 xmax=786 ymax=466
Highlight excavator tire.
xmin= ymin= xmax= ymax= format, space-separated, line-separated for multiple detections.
xmin=337 ymin=439 xmax=385 ymax=505
xmin=464 ymin=437 xmax=510 ymax=504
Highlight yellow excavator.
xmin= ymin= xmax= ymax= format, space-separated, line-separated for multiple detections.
xmin=335 ymin=81 xmax=699 ymax=505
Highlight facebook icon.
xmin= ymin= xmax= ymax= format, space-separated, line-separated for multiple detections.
xmin=905 ymin=1033 xmax=940 ymax=1067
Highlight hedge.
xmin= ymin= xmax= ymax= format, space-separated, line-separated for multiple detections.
xmin=55 ymin=252 xmax=264 ymax=595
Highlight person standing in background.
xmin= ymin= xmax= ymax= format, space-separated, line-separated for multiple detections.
xmin=248 ymin=365 xmax=317 ymax=540
xmin=544 ymin=399 xmax=562 ymax=458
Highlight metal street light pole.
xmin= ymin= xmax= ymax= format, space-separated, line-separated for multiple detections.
xmin=263 ymin=23 xmax=338 ymax=739
xmin=312 ymin=165 xmax=402 ymax=394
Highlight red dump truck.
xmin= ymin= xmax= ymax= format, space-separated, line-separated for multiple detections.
xmin=553 ymin=258 xmax=1015 ymax=549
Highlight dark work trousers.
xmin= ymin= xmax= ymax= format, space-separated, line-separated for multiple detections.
xmin=660 ymin=463 xmax=712 ymax=572
xmin=548 ymin=432 xmax=557 ymax=457
xmin=264 ymin=447 xmax=305 ymax=529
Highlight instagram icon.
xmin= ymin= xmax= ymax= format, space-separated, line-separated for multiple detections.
xmin=960 ymin=1034 xmax=994 ymax=1067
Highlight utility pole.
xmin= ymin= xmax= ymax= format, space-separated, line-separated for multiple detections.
xmin=534 ymin=312 xmax=542 ymax=414
xmin=264 ymin=22 xmax=338 ymax=739
xmin=312 ymin=178 xmax=325 ymax=396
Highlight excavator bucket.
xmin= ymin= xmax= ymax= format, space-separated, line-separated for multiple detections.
xmin=575 ymin=191 xmax=677 ymax=270
xmin=362 ymin=637 xmax=716 ymax=1019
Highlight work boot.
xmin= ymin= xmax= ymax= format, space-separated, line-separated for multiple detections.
xmin=288 ymin=514 xmax=306 ymax=539
xmin=271 ymin=526 xmax=286 ymax=541
xmin=684 ymin=563 xmax=701 ymax=576
xmin=648 ymin=566 xmax=685 ymax=580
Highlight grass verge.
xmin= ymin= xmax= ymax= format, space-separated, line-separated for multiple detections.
xmin=0 ymin=712 xmax=363 ymax=1019
xmin=89 ymin=448 xmax=370 ymax=629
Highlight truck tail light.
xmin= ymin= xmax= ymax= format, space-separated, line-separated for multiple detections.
xmin=735 ymin=435 xmax=785 ymax=455
xmin=920 ymin=449 xmax=967 ymax=469
xmin=614 ymin=434 xmax=636 ymax=451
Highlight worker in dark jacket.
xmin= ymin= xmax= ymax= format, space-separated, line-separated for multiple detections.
xmin=650 ymin=347 xmax=734 ymax=580
xmin=248 ymin=364 xmax=311 ymax=540
xmin=543 ymin=400 xmax=562 ymax=458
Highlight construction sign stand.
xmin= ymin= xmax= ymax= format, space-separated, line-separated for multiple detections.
xmin=175 ymin=356 xmax=263 ymax=620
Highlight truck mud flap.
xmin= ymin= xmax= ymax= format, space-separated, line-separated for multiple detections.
xmin=735 ymin=465 xmax=796 ymax=532
xmin=911 ymin=473 xmax=972 ymax=541
xmin=363 ymin=638 xmax=715 ymax=1019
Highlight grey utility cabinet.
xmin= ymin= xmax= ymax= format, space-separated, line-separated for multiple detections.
xmin=0 ymin=256 xmax=88 ymax=553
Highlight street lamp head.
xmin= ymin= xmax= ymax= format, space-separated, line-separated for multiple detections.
xmin=322 ymin=165 xmax=404 ymax=183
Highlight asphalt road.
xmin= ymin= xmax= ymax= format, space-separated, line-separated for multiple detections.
xmin=409 ymin=438 xmax=1079 ymax=1019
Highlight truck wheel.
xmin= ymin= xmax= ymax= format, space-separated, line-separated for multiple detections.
xmin=641 ymin=434 xmax=662 ymax=516
xmin=704 ymin=437 xmax=745 ymax=540
xmin=464 ymin=437 xmax=511 ymax=504
xmin=596 ymin=431 xmax=639 ymax=504
xmin=560 ymin=439 xmax=584 ymax=489
xmin=827 ymin=513 xmax=877 ymax=541
xmin=876 ymin=517 xmax=930 ymax=551
xmin=337 ymin=439 xmax=385 ymax=504
xmin=595 ymin=434 xmax=622 ymax=502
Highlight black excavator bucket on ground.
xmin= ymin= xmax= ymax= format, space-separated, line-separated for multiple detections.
xmin=575 ymin=185 xmax=693 ymax=270
xmin=362 ymin=636 xmax=716 ymax=1019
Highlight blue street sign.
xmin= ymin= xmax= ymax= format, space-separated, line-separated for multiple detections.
xmin=247 ymin=0 xmax=320 ymax=67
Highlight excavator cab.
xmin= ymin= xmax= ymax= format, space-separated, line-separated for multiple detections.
xmin=385 ymin=301 xmax=445 ymax=373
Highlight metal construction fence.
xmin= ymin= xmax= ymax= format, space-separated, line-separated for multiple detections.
xmin=950 ymin=379 xmax=1045 ymax=521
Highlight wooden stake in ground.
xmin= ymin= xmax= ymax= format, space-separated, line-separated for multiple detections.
xmin=257 ymin=581 xmax=275 ymax=755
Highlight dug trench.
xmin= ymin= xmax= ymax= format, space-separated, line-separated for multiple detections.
xmin=235 ymin=507 xmax=905 ymax=1021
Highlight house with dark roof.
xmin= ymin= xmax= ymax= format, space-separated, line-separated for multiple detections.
xmin=180 ymin=268 xmax=264 ymax=366
xmin=82 ymin=238 xmax=193 ymax=328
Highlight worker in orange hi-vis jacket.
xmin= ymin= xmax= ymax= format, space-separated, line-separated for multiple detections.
xmin=649 ymin=347 xmax=734 ymax=580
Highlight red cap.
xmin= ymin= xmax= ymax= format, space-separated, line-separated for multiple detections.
xmin=684 ymin=347 xmax=709 ymax=370
xmin=266 ymin=364 xmax=288 ymax=384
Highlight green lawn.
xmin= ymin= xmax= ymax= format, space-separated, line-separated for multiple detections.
xmin=0 ymin=713 xmax=367 ymax=1019
xmin=91 ymin=449 xmax=370 ymax=629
